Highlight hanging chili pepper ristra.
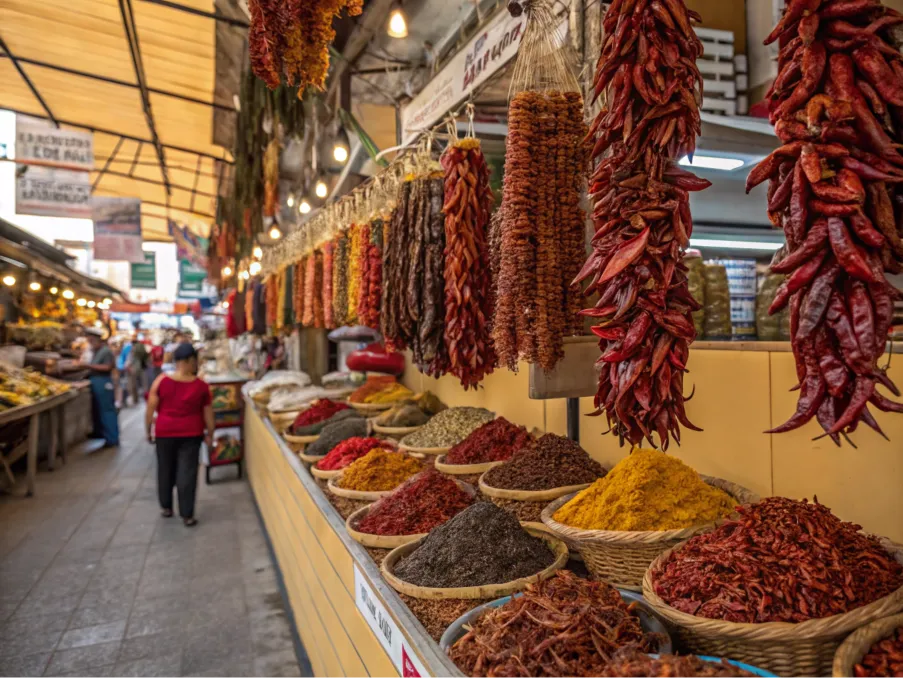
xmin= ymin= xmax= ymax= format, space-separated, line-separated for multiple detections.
xmin=748 ymin=0 xmax=903 ymax=442
xmin=581 ymin=0 xmax=710 ymax=450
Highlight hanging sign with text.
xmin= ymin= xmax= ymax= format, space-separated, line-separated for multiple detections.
xmin=354 ymin=565 xmax=430 ymax=677
xmin=92 ymin=197 xmax=144 ymax=263
xmin=130 ymin=251 xmax=157 ymax=289
xmin=15 ymin=165 xmax=92 ymax=219
xmin=15 ymin=117 xmax=93 ymax=171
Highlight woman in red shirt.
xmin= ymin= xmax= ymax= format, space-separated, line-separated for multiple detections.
xmin=145 ymin=343 xmax=214 ymax=526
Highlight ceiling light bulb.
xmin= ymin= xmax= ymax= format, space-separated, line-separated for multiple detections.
xmin=678 ymin=155 xmax=746 ymax=171
xmin=77 ymin=298 xmax=87 ymax=307
xmin=222 ymin=266 xmax=233 ymax=277
xmin=103 ymin=298 xmax=111 ymax=305
xmin=223 ymin=301 xmax=230 ymax=309
xmin=62 ymin=289 xmax=74 ymax=299
xmin=315 ymin=180 xmax=328 ymax=199
xmin=388 ymin=8 xmax=408 ymax=38
xmin=299 ymin=200 xmax=312 ymax=215
xmin=29 ymin=282 xmax=41 ymax=291
xmin=249 ymin=262 xmax=262 ymax=276
xmin=253 ymin=246 xmax=263 ymax=260
xmin=269 ymin=226 xmax=282 ymax=240
xmin=333 ymin=145 xmax=349 ymax=164
xmin=87 ymin=300 xmax=96 ymax=308
xmin=2 ymin=275 xmax=15 ymax=287
xmin=50 ymin=287 xmax=59 ymax=294
xmin=287 ymin=195 xmax=294 ymax=208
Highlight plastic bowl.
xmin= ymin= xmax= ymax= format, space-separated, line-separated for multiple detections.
xmin=439 ymin=589 xmax=672 ymax=655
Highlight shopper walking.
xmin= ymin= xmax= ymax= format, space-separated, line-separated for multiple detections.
xmin=145 ymin=342 xmax=213 ymax=526
xmin=86 ymin=329 xmax=119 ymax=448
xmin=117 ymin=336 xmax=134 ymax=406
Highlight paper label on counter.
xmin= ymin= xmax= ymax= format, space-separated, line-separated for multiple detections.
xmin=354 ymin=565 xmax=430 ymax=677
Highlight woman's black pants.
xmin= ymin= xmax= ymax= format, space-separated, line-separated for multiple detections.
xmin=155 ymin=436 xmax=202 ymax=519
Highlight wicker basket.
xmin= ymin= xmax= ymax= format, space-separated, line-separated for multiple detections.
xmin=283 ymin=431 xmax=320 ymax=445
xmin=398 ymin=443 xmax=451 ymax=456
xmin=833 ymin=613 xmax=903 ymax=677
xmin=269 ymin=410 xmax=301 ymax=431
xmin=540 ymin=476 xmax=758 ymax=591
xmin=372 ymin=422 xmax=424 ymax=436
xmin=434 ymin=454 xmax=503 ymax=476
xmin=310 ymin=464 xmax=341 ymax=480
xmin=298 ymin=450 xmax=326 ymax=464
xmin=381 ymin=526 xmax=568 ymax=600
xmin=641 ymin=539 xmax=903 ymax=676
xmin=349 ymin=401 xmax=393 ymax=413
xmin=479 ymin=475 xmax=593 ymax=502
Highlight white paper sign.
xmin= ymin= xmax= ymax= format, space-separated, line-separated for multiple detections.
xmin=401 ymin=10 xmax=527 ymax=141
xmin=15 ymin=118 xmax=93 ymax=171
xmin=15 ymin=164 xmax=92 ymax=218
xmin=92 ymin=197 xmax=144 ymax=263
xmin=354 ymin=565 xmax=430 ymax=677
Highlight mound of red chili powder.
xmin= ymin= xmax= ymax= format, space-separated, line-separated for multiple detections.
xmin=653 ymin=497 xmax=903 ymax=624
xmin=316 ymin=437 xmax=387 ymax=471
xmin=356 ymin=469 xmax=474 ymax=536
xmin=445 ymin=417 xmax=534 ymax=465
xmin=291 ymin=399 xmax=349 ymax=429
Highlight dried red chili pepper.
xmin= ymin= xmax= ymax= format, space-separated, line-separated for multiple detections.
xmin=751 ymin=0 xmax=903 ymax=439
xmin=581 ymin=0 xmax=708 ymax=450
xmin=854 ymin=626 xmax=903 ymax=677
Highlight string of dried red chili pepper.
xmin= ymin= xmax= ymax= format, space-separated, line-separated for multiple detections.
xmin=748 ymin=0 xmax=903 ymax=441
xmin=582 ymin=0 xmax=710 ymax=450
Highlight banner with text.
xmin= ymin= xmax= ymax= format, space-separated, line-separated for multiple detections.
xmin=130 ymin=251 xmax=157 ymax=290
xmin=15 ymin=165 xmax=92 ymax=219
xmin=92 ymin=197 xmax=144 ymax=263
xmin=400 ymin=10 xmax=526 ymax=141
xmin=15 ymin=117 xmax=93 ymax=171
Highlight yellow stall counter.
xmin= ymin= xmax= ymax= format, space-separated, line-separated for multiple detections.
xmin=242 ymin=392 xmax=459 ymax=677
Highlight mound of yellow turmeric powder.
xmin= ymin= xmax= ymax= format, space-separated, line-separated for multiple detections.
xmin=339 ymin=449 xmax=423 ymax=492
xmin=553 ymin=449 xmax=735 ymax=531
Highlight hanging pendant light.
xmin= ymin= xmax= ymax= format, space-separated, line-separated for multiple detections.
xmin=388 ymin=5 xmax=408 ymax=38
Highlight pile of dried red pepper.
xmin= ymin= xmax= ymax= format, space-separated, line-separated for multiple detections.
xmin=355 ymin=469 xmax=474 ymax=536
xmin=441 ymin=139 xmax=497 ymax=389
xmin=248 ymin=0 xmax=363 ymax=92
xmin=291 ymin=399 xmax=349 ymax=429
xmin=315 ymin=436 xmax=388 ymax=472
xmin=448 ymin=570 xmax=662 ymax=677
xmin=855 ymin=626 xmax=903 ymax=677
xmin=652 ymin=497 xmax=903 ymax=623
xmin=444 ymin=417 xmax=534 ymax=465
xmin=580 ymin=0 xmax=709 ymax=450
xmin=748 ymin=0 xmax=903 ymax=440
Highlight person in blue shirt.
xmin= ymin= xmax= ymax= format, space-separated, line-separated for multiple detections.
xmin=117 ymin=338 xmax=133 ymax=406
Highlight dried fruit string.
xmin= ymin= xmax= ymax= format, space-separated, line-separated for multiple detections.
xmin=581 ymin=0 xmax=710 ymax=450
xmin=747 ymin=0 xmax=903 ymax=440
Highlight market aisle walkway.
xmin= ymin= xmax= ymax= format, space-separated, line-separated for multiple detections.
xmin=0 ymin=406 xmax=309 ymax=677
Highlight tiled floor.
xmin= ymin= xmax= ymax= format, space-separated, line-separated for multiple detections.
xmin=0 ymin=406 xmax=309 ymax=677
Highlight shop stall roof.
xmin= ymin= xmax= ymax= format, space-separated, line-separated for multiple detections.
xmin=0 ymin=0 xmax=233 ymax=242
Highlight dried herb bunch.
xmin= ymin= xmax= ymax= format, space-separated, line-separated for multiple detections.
xmin=581 ymin=0 xmax=710 ymax=450
xmin=248 ymin=0 xmax=363 ymax=92
xmin=448 ymin=570 xmax=662 ymax=676
xmin=442 ymin=138 xmax=497 ymax=389
xmin=357 ymin=218 xmax=384 ymax=330
xmin=747 ymin=0 xmax=903 ymax=440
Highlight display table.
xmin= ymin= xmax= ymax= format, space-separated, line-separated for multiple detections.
xmin=0 ymin=389 xmax=78 ymax=496
xmin=242 ymin=391 xmax=457 ymax=677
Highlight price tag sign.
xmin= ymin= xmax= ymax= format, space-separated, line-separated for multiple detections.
xmin=354 ymin=565 xmax=430 ymax=677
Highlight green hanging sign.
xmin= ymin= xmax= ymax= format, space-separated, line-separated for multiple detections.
xmin=178 ymin=259 xmax=207 ymax=297
xmin=130 ymin=251 xmax=156 ymax=289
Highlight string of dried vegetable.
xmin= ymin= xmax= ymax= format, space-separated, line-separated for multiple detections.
xmin=747 ymin=0 xmax=903 ymax=440
xmin=263 ymin=138 xmax=279 ymax=217
xmin=332 ymin=232 xmax=349 ymax=326
xmin=441 ymin=138 xmax=496 ymax=389
xmin=293 ymin=259 xmax=305 ymax=326
xmin=347 ymin=224 xmax=362 ymax=325
xmin=312 ymin=251 xmax=325 ymax=328
xmin=248 ymin=0 xmax=363 ymax=92
xmin=581 ymin=0 xmax=710 ymax=450
xmin=302 ymin=254 xmax=316 ymax=327
xmin=322 ymin=242 xmax=335 ymax=329
xmin=493 ymin=1 xmax=588 ymax=372
xmin=359 ymin=217 xmax=384 ymax=330
xmin=265 ymin=274 xmax=278 ymax=330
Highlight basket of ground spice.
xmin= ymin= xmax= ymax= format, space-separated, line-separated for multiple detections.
xmin=642 ymin=497 xmax=903 ymax=676
xmin=443 ymin=571 xmax=669 ymax=676
xmin=479 ymin=434 xmax=606 ymax=502
xmin=372 ymin=392 xmax=445 ymax=436
xmin=345 ymin=469 xmax=476 ymax=549
xmin=327 ymin=449 xmax=424 ymax=501
xmin=381 ymin=502 xmax=567 ymax=600
xmin=398 ymin=407 xmax=494 ymax=455
xmin=540 ymin=449 xmax=757 ymax=590
xmin=434 ymin=417 xmax=535 ymax=476
xmin=302 ymin=416 xmax=369 ymax=463
xmin=310 ymin=436 xmax=391 ymax=480
xmin=284 ymin=399 xmax=353 ymax=445
xmin=833 ymin=613 xmax=903 ymax=677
